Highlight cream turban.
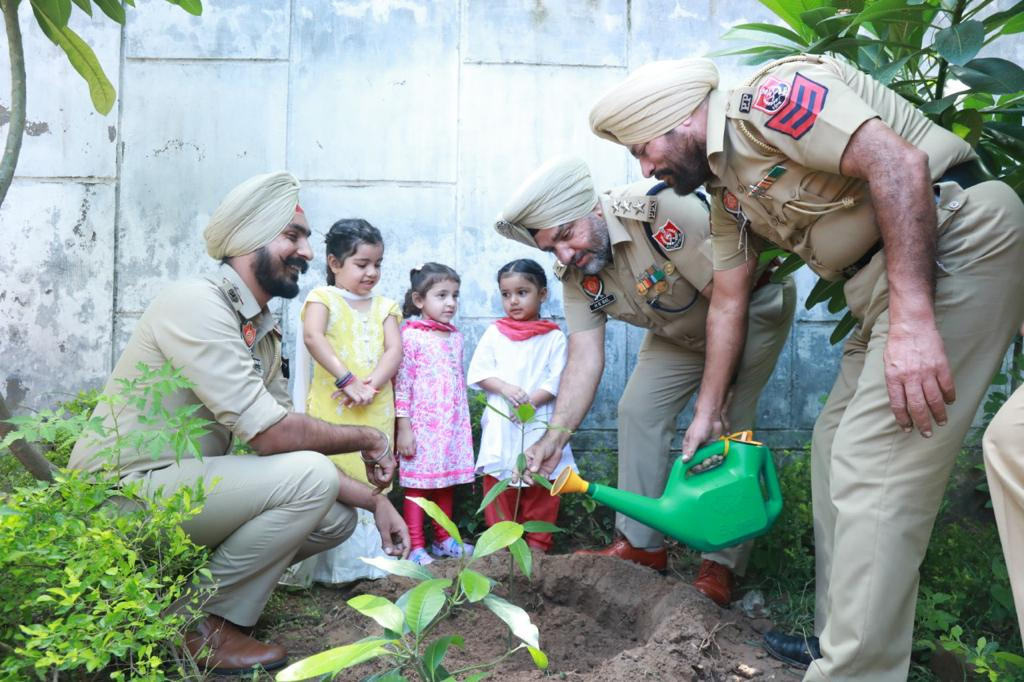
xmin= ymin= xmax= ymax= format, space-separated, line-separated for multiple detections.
xmin=495 ymin=156 xmax=599 ymax=248
xmin=589 ymin=58 xmax=719 ymax=145
xmin=203 ymin=171 xmax=301 ymax=260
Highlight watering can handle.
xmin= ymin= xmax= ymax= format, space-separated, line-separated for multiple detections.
xmin=680 ymin=432 xmax=761 ymax=473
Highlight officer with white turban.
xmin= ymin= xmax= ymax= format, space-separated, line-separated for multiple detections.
xmin=590 ymin=54 xmax=1024 ymax=680
xmin=70 ymin=171 xmax=410 ymax=674
xmin=496 ymin=156 xmax=795 ymax=606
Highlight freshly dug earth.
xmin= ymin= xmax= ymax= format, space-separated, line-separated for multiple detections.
xmin=255 ymin=552 xmax=804 ymax=681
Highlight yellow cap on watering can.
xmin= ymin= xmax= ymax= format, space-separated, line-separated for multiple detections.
xmin=552 ymin=432 xmax=782 ymax=552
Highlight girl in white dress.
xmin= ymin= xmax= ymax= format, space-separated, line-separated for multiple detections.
xmin=467 ymin=259 xmax=575 ymax=552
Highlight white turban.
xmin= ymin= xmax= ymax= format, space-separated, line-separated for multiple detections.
xmin=589 ymin=58 xmax=719 ymax=145
xmin=203 ymin=171 xmax=301 ymax=260
xmin=495 ymin=156 xmax=598 ymax=248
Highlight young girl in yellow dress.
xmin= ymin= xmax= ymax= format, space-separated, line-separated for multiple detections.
xmin=292 ymin=218 xmax=402 ymax=583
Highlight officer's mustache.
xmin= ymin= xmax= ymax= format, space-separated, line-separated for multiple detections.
xmin=283 ymin=257 xmax=309 ymax=274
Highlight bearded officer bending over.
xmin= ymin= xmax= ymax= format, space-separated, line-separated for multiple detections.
xmin=589 ymin=56 xmax=1024 ymax=680
xmin=69 ymin=171 xmax=410 ymax=674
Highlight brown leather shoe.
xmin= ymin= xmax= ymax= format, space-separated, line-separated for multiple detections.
xmin=693 ymin=559 xmax=734 ymax=606
xmin=184 ymin=614 xmax=288 ymax=675
xmin=576 ymin=537 xmax=667 ymax=571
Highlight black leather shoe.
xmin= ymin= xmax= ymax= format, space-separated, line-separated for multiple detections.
xmin=762 ymin=630 xmax=821 ymax=669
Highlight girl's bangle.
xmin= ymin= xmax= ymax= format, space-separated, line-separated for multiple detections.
xmin=334 ymin=372 xmax=355 ymax=389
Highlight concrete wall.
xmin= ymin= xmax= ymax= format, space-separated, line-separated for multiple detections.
xmin=2 ymin=0 xmax=1021 ymax=452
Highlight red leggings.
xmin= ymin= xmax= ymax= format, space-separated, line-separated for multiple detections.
xmin=403 ymin=486 xmax=455 ymax=550
xmin=482 ymin=475 xmax=561 ymax=552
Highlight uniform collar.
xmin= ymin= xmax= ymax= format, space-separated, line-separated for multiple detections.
xmin=705 ymin=88 xmax=727 ymax=180
xmin=216 ymin=262 xmax=264 ymax=321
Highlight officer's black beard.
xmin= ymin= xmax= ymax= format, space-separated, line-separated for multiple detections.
xmin=655 ymin=133 xmax=712 ymax=197
xmin=254 ymin=246 xmax=308 ymax=299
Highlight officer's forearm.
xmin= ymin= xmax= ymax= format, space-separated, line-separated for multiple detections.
xmin=336 ymin=471 xmax=382 ymax=511
xmin=840 ymin=118 xmax=937 ymax=328
xmin=250 ymin=412 xmax=385 ymax=457
xmin=693 ymin=275 xmax=751 ymax=419
xmin=543 ymin=327 xmax=604 ymax=445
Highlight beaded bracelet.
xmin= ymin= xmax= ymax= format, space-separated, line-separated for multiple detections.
xmin=334 ymin=371 xmax=355 ymax=389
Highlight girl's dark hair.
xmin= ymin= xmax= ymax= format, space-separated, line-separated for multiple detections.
xmin=324 ymin=218 xmax=383 ymax=285
xmin=496 ymin=258 xmax=547 ymax=290
xmin=402 ymin=262 xmax=461 ymax=318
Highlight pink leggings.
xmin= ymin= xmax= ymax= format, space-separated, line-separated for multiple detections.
xmin=402 ymin=486 xmax=455 ymax=550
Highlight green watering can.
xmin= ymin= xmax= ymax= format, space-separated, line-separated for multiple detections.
xmin=551 ymin=431 xmax=783 ymax=553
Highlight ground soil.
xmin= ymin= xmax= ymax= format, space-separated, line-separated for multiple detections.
xmin=248 ymin=552 xmax=805 ymax=682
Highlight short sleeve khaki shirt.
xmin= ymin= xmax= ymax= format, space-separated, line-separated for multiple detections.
xmin=561 ymin=180 xmax=714 ymax=352
xmin=706 ymin=54 xmax=976 ymax=279
xmin=69 ymin=264 xmax=290 ymax=475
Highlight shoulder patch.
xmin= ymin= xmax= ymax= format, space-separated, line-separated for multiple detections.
xmin=765 ymin=72 xmax=828 ymax=140
xmin=610 ymin=196 xmax=658 ymax=222
xmin=753 ymin=75 xmax=790 ymax=114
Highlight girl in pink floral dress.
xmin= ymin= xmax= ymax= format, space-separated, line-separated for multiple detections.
xmin=394 ymin=263 xmax=476 ymax=565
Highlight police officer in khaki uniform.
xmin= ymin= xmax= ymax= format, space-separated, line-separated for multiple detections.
xmin=589 ymin=56 xmax=1024 ymax=680
xmin=496 ymin=156 xmax=795 ymax=606
xmin=982 ymin=322 xmax=1024 ymax=639
xmin=69 ymin=172 xmax=410 ymax=675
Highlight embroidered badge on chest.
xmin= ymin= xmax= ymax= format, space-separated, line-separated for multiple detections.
xmin=722 ymin=190 xmax=751 ymax=229
xmin=242 ymin=320 xmax=257 ymax=348
xmin=766 ymin=72 xmax=829 ymax=140
xmin=652 ymin=220 xmax=684 ymax=251
xmin=753 ymin=76 xmax=790 ymax=114
xmin=581 ymin=275 xmax=616 ymax=312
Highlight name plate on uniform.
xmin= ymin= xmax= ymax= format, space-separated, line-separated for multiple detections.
xmin=589 ymin=293 xmax=616 ymax=312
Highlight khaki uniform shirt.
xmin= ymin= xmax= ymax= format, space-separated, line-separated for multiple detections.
xmin=707 ymin=54 xmax=976 ymax=279
xmin=560 ymin=180 xmax=715 ymax=352
xmin=69 ymin=264 xmax=290 ymax=475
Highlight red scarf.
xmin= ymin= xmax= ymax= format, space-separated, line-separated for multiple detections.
xmin=405 ymin=319 xmax=458 ymax=333
xmin=495 ymin=317 xmax=560 ymax=341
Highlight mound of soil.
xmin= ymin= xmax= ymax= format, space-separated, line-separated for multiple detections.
xmin=259 ymin=552 xmax=803 ymax=681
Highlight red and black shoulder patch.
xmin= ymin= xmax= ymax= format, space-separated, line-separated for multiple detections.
xmin=765 ymin=72 xmax=828 ymax=140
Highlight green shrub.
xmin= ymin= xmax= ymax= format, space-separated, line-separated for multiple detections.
xmin=0 ymin=473 xmax=211 ymax=680
xmin=0 ymin=362 xmax=213 ymax=680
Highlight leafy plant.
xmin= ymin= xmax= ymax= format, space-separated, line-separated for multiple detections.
xmin=0 ymin=362 xmax=212 ymax=680
xmin=275 ymin=498 xmax=549 ymax=682
xmin=722 ymin=0 xmax=1024 ymax=344
xmin=939 ymin=625 xmax=1024 ymax=681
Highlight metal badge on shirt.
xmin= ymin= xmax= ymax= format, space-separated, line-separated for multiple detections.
xmin=580 ymin=275 xmax=616 ymax=312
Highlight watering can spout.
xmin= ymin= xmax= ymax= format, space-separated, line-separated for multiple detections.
xmin=550 ymin=432 xmax=783 ymax=553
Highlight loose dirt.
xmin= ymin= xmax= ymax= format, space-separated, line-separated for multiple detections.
xmin=255 ymin=552 xmax=804 ymax=681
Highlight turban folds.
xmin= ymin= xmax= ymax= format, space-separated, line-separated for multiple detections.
xmin=589 ymin=58 xmax=719 ymax=145
xmin=496 ymin=156 xmax=598 ymax=248
xmin=204 ymin=171 xmax=301 ymax=260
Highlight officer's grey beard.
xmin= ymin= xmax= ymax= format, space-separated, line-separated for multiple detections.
xmin=254 ymin=246 xmax=307 ymax=299
xmin=575 ymin=213 xmax=612 ymax=275
xmin=655 ymin=131 xmax=712 ymax=197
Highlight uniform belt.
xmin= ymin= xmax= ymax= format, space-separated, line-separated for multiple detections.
xmin=840 ymin=241 xmax=882 ymax=280
xmin=753 ymin=258 xmax=780 ymax=291
xmin=937 ymin=159 xmax=991 ymax=190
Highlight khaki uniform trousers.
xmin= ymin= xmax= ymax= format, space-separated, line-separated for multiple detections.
xmin=807 ymin=180 xmax=1024 ymax=681
xmin=617 ymin=278 xmax=796 ymax=571
xmin=133 ymin=450 xmax=357 ymax=627
xmin=983 ymin=383 xmax=1024 ymax=637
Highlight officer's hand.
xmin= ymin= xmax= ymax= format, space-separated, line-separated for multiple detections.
xmin=362 ymin=431 xmax=396 ymax=493
xmin=526 ymin=438 xmax=562 ymax=478
xmin=884 ymin=323 xmax=955 ymax=437
xmin=372 ymin=496 xmax=410 ymax=559
xmin=682 ymin=412 xmax=723 ymax=461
